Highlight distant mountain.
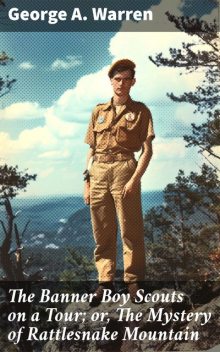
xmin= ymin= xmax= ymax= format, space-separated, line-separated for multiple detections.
xmin=15 ymin=206 xmax=93 ymax=251
xmin=12 ymin=195 xmax=85 ymax=232
xmin=1 ymin=192 xmax=163 ymax=252
xmin=0 ymin=193 xmax=164 ymax=279
xmin=56 ymin=206 xmax=94 ymax=248
xmin=56 ymin=191 xmax=164 ymax=249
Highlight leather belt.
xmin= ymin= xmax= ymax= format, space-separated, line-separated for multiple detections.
xmin=93 ymin=153 xmax=134 ymax=163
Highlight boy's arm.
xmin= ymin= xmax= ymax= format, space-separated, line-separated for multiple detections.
xmin=84 ymin=147 xmax=94 ymax=205
xmin=122 ymin=137 xmax=153 ymax=198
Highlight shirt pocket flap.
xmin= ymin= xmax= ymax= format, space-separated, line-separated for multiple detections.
xmin=93 ymin=121 xmax=110 ymax=132
xmin=125 ymin=119 xmax=139 ymax=131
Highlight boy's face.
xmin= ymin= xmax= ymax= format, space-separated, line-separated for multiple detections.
xmin=110 ymin=69 xmax=136 ymax=97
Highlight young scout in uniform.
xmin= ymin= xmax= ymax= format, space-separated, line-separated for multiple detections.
xmin=84 ymin=59 xmax=155 ymax=305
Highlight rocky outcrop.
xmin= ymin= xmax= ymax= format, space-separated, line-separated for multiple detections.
xmin=206 ymin=345 xmax=220 ymax=352
xmin=42 ymin=288 xmax=220 ymax=352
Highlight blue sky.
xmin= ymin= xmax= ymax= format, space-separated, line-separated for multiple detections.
xmin=0 ymin=0 xmax=218 ymax=197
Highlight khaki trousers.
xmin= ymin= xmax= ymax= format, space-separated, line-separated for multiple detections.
xmin=89 ymin=159 xmax=146 ymax=282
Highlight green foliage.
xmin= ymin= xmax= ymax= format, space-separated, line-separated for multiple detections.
xmin=147 ymin=12 xmax=220 ymax=283
xmin=0 ymin=165 xmax=37 ymax=281
xmin=149 ymin=12 xmax=220 ymax=162
xmin=184 ymin=110 xmax=220 ymax=160
xmin=188 ymin=164 xmax=220 ymax=222
xmin=0 ymin=51 xmax=12 ymax=65
xmin=149 ymin=12 xmax=219 ymax=90
xmin=0 ymin=164 xmax=37 ymax=199
xmin=145 ymin=165 xmax=220 ymax=281
xmin=60 ymin=248 xmax=95 ymax=282
xmin=0 ymin=52 xmax=16 ymax=98
xmin=164 ymin=164 xmax=220 ymax=225
xmin=144 ymin=206 xmax=172 ymax=243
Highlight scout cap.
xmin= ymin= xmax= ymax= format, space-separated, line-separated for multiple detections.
xmin=108 ymin=59 xmax=136 ymax=78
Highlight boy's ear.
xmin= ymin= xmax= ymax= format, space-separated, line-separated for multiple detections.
xmin=132 ymin=78 xmax=136 ymax=86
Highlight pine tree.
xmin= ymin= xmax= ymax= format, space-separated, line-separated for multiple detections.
xmin=145 ymin=166 xmax=220 ymax=282
xmin=149 ymin=12 xmax=220 ymax=163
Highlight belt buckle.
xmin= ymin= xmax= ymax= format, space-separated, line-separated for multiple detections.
xmin=106 ymin=154 xmax=114 ymax=163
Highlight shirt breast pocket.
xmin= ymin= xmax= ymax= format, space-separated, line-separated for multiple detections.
xmin=116 ymin=122 xmax=141 ymax=151
xmin=93 ymin=122 xmax=110 ymax=148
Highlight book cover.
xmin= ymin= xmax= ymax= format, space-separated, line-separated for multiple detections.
xmin=0 ymin=0 xmax=219 ymax=351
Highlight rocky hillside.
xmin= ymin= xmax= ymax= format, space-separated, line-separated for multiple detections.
xmin=42 ymin=287 xmax=220 ymax=352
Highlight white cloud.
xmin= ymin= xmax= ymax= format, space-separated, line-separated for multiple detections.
xmin=108 ymin=30 xmax=203 ymax=104
xmin=142 ymin=152 xmax=199 ymax=191
xmin=45 ymin=108 xmax=83 ymax=138
xmin=45 ymin=244 xmax=59 ymax=249
xmin=19 ymin=61 xmax=35 ymax=70
xmin=18 ymin=126 xmax=57 ymax=149
xmin=47 ymin=33 xmax=203 ymax=126
xmin=39 ymin=167 xmax=54 ymax=178
xmin=3 ymin=0 xmax=213 ymax=195
xmin=38 ymin=150 xmax=70 ymax=159
xmin=0 ymin=126 xmax=58 ymax=160
xmin=213 ymin=146 xmax=220 ymax=155
xmin=175 ymin=104 xmax=208 ymax=126
xmin=0 ymin=102 xmax=45 ymax=120
xmin=0 ymin=132 xmax=12 ymax=159
xmin=47 ymin=66 xmax=111 ymax=123
xmin=51 ymin=55 xmax=82 ymax=71
xmin=153 ymin=137 xmax=186 ymax=161
xmin=45 ymin=1 xmax=205 ymax=125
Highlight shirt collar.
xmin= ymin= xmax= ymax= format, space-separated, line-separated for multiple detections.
xmin=102 ymin=96 xmax=133 ymax=111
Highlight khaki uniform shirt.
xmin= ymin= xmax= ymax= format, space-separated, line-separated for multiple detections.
xmin=84 ymin=96 xmax=155 ymax=154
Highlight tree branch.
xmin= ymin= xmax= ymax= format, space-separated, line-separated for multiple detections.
xmin=14 ymin=223 xmax=24 ymax=280
xmin=196 ymin=32 xmax=219 ymax=53
xmin=195 ymin=206 xmax=218 ymax=224
xmin=201 ymin=153 xmax=220 ymax=172
xmin=0 ymin=219 xmax=7 ymax=236
xmin=21 ymin=220 xmax=30 ymax=238
xmin=198 ymin=145 xmax=220 ymax=160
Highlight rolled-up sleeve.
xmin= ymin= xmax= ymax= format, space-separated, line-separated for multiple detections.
xmin=147 ymin=112 xmax=155 ymax=141
xmin=139 ymin=107 xmax=155 ymax=143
